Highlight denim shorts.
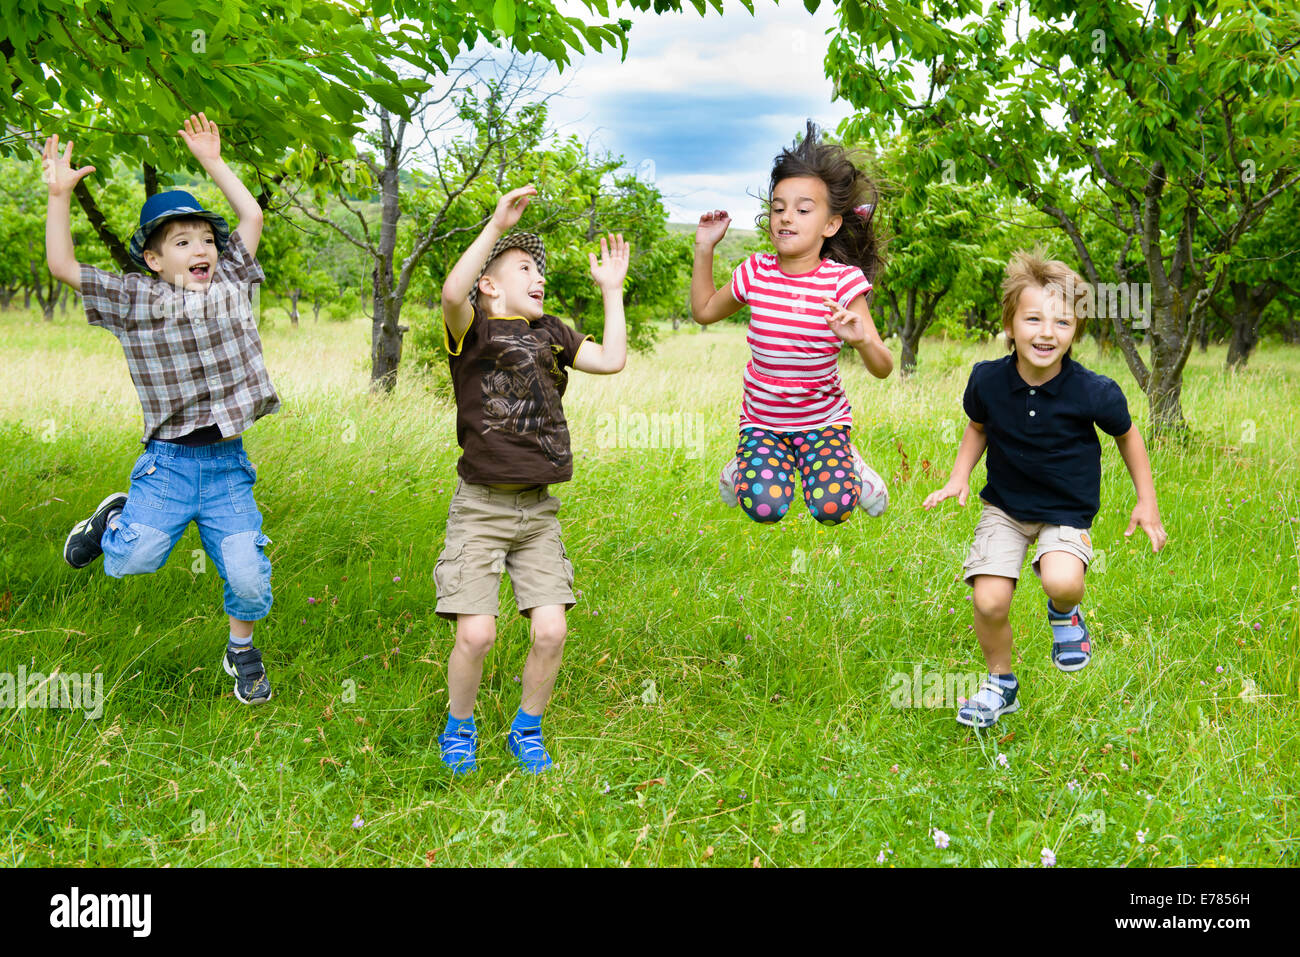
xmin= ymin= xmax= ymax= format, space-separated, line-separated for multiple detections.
xmin=100 ymin=437 xmax=273 ymax=621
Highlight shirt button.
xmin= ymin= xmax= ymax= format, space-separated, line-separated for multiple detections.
xmin=1029 ymin=389 xmax=1036 ymax=395
xmin=1029 ymin=410 xmax=1036 ymax=417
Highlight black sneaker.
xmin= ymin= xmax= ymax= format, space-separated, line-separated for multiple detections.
xmin=223 ymin=644 xmax=273 ymax=704
xmin=64 ymin=493 xmax=128 ymax=569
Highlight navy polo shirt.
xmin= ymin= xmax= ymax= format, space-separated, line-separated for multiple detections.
xmin=963 ymin=354 xmax=1132 ymax=528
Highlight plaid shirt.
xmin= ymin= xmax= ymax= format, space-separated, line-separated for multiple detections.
xmin=80 ymin=231 xmax=280 ymax=444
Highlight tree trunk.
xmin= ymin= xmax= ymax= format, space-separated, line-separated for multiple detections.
xmin=1223 ymin=280 xmax=1279 ymax=371
xmin=288 ymin=288 xmax=301 ymax=328
xmin=313 ymin=299 xmax=323 ymax=322
xmin=900 ymin=331 xmax=921 ymax=377
xmin=369 ymin=109 xmax=408 ymax=393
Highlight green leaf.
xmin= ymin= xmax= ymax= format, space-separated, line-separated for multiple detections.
xmin=493 ymin=0 xmax=516 ymax=37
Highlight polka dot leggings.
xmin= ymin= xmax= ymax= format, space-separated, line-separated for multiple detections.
xmin=733 ymin=426 xmax=861 ymax=525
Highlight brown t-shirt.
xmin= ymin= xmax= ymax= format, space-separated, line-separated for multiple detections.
xmin=446 ymin=313 xmax=593 ymax=485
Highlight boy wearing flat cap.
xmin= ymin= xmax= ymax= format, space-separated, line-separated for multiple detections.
xmin=435 ymin=184 xmax=629 ymax=774
xmin=44 ymin=113 xmax=279 ymax=705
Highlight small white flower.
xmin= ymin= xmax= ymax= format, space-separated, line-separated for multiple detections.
xmin=996 ymin=753 xmax=1009 ymax=768
xmin=1136 ymin=829 xmax=1148 ymax=844
xmin=1041 ymin=847 xmax=1056 ymax=867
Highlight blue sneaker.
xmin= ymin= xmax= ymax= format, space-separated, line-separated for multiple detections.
xmin=507 ymin=726 xmax=553 ymax=774
xmin=1048 ymin=600 xmax=1091 ymax=672
xmin=956 ymin=678 xmax=1020 ymax=729
xmin=439 ymin=727 xmax=478 ymax=776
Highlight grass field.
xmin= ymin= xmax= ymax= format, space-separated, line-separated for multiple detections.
xmin=1 ymin=307 xmax=1297 ymax=867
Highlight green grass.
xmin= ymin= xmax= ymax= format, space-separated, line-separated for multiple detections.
xmin=1 ymin=307 xmax=1297 ymax=867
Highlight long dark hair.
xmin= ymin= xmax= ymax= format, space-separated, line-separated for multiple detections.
xmin=757 ymin=120 xmax=883 ymax=283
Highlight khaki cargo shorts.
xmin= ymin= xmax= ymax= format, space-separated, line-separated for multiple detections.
xmin=434 ymin=479 xmax=576 ymax=620
xmin=962 ymin=503 xmax=1094 ymax=585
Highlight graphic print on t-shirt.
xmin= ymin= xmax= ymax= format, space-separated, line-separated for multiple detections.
xmin=478 ymin=332 xmax=572 ymax=469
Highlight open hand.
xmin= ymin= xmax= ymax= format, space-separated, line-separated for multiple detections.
xmin=178 ymin=112 xmax=222 ymax=163
xmin=589 ymin=233 xmax=630 ymax=290
xmin=41 ymin=136 xmax=96 ymax=196
xmin=922 ymin=480 xmax=970 ymax=510
xmin=1125 ymin=499 xmax=1167 ymax=552
xmin=823 ymin=298 xmax=867 ymax=347
xmin=695 ymin=209 xmax=730 ymax=249
xmin=493 ymin=185 xmax=537 ymax=232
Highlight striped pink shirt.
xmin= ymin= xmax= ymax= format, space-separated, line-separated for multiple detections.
xmin=730 ymin=253 xmax=872 ymax=431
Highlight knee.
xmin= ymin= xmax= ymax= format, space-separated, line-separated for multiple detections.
xmin=808 ymin=498 xmax=851 ymax=525
xmin=455 ymin=620 xmax=497 ymax=658
xmin=739 ymin=487 xmax=789 ymax=523
xmin=1040 ymin=566 xmax=1086 ymax=604
xmin=103 ymin=523 xmax=172 ymax=577
xmin=531 ymin=617 xmax=567 ymax=654
xmin=972 ymin=589 xmax=1012 ymax=623
xmin=221 ymin=530 xmax=272 ymax=602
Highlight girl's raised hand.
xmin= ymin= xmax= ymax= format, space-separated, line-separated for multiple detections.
xmin=589 ymin=233 xmax=631 ymax=290
xmin=493 ymin=185 xmax=538 ymax=232
xmin=695 ymin=210 xmax=731 ymax=249
xmin=41 ymin=136 xmax=96 ymax=196
xmin=178 ymin=112 xmax=222 ymax=163
xmin=823 ymin=298 xmax=866 ymax=347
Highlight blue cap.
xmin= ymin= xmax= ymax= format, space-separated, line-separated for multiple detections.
xmin=129 ymin=190 xmax=230 ymax=268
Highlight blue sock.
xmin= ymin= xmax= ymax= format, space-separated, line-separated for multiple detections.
xmin=228 ymin=632 xmax=252 ymax=651
xmin=444 ymin=713 xmax=475 ymax=737
xmin=511 ymin=708 xmax=542 ymax=735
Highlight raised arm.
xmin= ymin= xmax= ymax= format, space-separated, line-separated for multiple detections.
xmin=573 ymin=234 xmax=630 ymax=375
xmin=440 ymin=185 xmax=537 ymax=345
xmin=1114 ymin=425 xmax=1167 ymax=552
xmin=43 ymin=136 xmax=96 ymax=293
xmin=178 ymin=113 xmax=264 ymax=257
xmin=691 ymin=210 xmax=743 ymax=325
xmin=922 ymin=420 xmax=987 ymax=509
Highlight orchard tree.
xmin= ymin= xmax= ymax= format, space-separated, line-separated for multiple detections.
xmin=826 ymin=0 xmax=1300 ymax=434
xmin=871 ymin=140 xmax=995 ymax=375
xmin=1205 ymin=192 xmax=1298 ymax=369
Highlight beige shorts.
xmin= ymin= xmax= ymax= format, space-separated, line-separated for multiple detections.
xmin=434 ymin=479 xmax=576 ymax=620
xmin=962 ymin=503 xmax=1094 ymax=585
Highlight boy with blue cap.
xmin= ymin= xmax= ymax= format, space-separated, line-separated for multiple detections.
xmin=44 ymin=113 xmax=279 ymax=705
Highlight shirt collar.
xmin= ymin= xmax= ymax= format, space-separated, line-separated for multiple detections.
xmin=1004 ymin=353 xmax=1074 ymax=394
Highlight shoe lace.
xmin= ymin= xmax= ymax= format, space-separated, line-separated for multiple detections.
xmin=441 ymin=729 xmax=476 ymax=758
xmin=512 ymin=727 xmax=548 ymax=758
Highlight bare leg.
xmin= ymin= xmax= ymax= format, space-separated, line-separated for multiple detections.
xmin=1038 ymin=551 xmax=1086 ymax=610
xmin=447 ymin=614 xmax=497 ymax=719
xmin=519 ymin=604 xmax=567 ymax=716
xmin=971 ymin=575 xmax=1017 ymax=674
xmin=229 ymin=615 xmax=253 ymax=640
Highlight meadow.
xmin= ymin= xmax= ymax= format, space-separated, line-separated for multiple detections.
xmin=1 ymin=307 xmax=1296 ymax=867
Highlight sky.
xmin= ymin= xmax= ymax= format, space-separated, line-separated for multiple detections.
xmin=500 ymin=0 xmax=856 ymax=227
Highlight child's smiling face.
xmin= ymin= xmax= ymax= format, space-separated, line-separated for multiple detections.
xmin=769 ymin=175 xmax=842 ymax=261
xmin=479 ymin=248 xmax=545 ymax=319
xmin=1006 ymin=283 xmax=1077 ymax=377
xmin=142 ymin=220 xmax=218 ymax=292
